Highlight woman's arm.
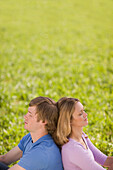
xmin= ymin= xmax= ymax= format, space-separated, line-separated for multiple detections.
xmin=86 ymin=137 xmax=108 ymax=166
xmin=86 ymin=137 xmax=113 ymax=168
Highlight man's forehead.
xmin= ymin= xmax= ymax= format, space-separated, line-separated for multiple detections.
xmin=28 ymin=106 xmax=37 ymax=112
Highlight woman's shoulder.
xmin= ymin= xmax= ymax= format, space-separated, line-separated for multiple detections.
xmin=62 ymin=137 xmax=81 ymax=150
xmin=62 ymin=139 xmax=74 ymax=150
xmin=62 ymin=137 xmax=88 ymax=157
xmin=62 ymin=132 xmax=88 ymax=151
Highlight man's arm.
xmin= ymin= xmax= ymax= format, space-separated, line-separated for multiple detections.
xmin=0 ymin=146 xmax=23 ymax=165
xmin=9 ymin=164 xmax=25 ymax=170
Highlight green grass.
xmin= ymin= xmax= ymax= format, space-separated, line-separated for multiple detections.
xmin=0 ymin=0 xmax=113 ymax=159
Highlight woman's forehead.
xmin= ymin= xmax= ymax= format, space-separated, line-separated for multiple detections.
xmin=75 ymin=102 xmax=84 ymax=111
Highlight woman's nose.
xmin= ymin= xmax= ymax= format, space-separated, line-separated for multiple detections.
xmin=83 ymin=111 xmax=87 ymax=117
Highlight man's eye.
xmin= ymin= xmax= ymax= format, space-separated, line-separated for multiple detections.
xmin=28 ymin=112 xmax=32 ymax=116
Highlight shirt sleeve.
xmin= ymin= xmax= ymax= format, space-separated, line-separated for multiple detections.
xmin=18 ymin=136 xmax=25 ymax=151
xmin=18 ymin=133 xmax=30 ymax=152
xmin=86 ymin=137 xmax=107 ymax=165
xmin=63 ymin=144 xmax=106 ymax=170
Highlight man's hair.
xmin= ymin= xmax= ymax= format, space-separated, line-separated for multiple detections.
xmin=54 ymin=97 xmax=79 ymax=147
xmin=29 ymin=96 xmax=58 ymax=138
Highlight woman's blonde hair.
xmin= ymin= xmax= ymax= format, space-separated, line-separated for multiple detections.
xmin=54 ymin=97 xmax=79 ymax=146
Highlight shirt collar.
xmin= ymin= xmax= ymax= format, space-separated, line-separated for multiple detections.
xmin=30 ymin=134 xmax=52 ymax=145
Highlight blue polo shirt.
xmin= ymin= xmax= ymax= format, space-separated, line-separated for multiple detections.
xmin=18 ymin=133 xmax=63 ymax=170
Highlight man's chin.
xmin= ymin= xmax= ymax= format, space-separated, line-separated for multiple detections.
xmin=24 ymin=125 xmax=28 ymax=130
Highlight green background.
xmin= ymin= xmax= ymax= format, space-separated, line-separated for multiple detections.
xmin=0 ymin=0 xmax=113 ymax=161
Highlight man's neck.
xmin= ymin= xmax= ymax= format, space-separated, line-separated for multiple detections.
xmin=30 ymin=131 xmax=48 ymax=143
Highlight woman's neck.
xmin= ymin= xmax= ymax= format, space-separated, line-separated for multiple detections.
xmin=70 ymin=127 xmax=87 ymax=150
xmin=70 ymin=127 xmax=83 ymax=142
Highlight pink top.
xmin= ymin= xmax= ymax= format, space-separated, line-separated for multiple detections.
xmin=62 ymin=132 xmax=107 ymax=170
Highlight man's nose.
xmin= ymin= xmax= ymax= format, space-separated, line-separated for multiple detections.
xmin=24 ymin=113 xmax=28 ymax=119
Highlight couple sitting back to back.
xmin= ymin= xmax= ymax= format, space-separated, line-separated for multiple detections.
xmin=0 ymin=96 xmax=113 ymax=170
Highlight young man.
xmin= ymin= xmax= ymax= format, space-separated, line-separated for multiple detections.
xmin=0 ymin=96 xmax=63 ymax=170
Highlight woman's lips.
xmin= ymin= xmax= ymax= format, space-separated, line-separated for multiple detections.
xmin=84 ymin=118 xmax=88 ymax=121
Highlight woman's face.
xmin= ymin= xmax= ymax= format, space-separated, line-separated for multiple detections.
xmin=71 ymin=102 xmax=88 ymax=128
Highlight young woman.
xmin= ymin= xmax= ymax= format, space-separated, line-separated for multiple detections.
xmin=55 ymin=97 xmax=113 ymax=170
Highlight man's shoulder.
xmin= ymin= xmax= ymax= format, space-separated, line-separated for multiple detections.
xmin=33 ymin=135 xmax=61 ymax=161
xmin=21 ymin=133 xmax=31 ymax=141
xmin=39 ymin=135 xmax=59 ymax=151
xmin=18 ymin=133 xmax=31 ymax=150
xmin=35 ymin=134 xmax=56 ymax=147
xmin=31 ymin=144 xmax=63 ymax=170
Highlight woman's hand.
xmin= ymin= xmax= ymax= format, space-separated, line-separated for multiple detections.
xmin=108 ymin=163 xmax=113 ymax=170
xmin=104 ymin=156 xmax=113 ymax=167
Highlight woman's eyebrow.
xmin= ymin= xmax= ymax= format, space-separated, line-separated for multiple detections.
xmin=80 ymin=108 xmax=84 ymax=112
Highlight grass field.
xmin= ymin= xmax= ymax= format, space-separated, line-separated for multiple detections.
xmin=0 ymin=0 xmax=113 ymax=160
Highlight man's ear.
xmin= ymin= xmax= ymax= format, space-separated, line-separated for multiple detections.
xmin=40 ymin=119 xmax=48 ymax=125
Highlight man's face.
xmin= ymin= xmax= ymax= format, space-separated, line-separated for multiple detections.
xmin=24 ymin=106 xmax=43 ymax=132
